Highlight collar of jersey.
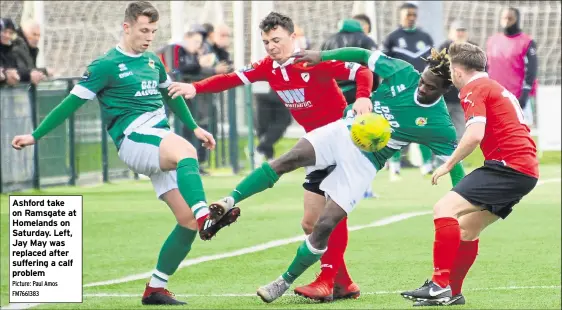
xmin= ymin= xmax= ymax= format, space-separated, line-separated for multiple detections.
xmin=115 ymin=45 xmax=143 ymax=58
xmin=413 ymin=88 xmax=441 ymax=108
xmin=466 ymin=72 xmax=489 ymax=86
xmin=272 ymin=47 xmax=301 ymax=69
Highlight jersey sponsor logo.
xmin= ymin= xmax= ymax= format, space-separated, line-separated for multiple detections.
xmin=276 ymin=88 xmax=312 ymax=109
xmin=135 ymin=80 xmax=158 ymax=97
xmin=119 ymin=71 xmax=133 ymax=79
xmin=301 ymin=72 xmax=310 ymax=82
xmin=415 ymin=117 xmax=428 ymax=127
xmin=373 ymin=101 xmax=399 ymax=128
xmin=148 ymin=58 xmax=155 ymax=69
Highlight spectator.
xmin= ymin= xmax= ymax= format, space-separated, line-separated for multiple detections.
xmin=321 ymin=18 xmax=379 ymax=105
xmin=0 ymin=17 xmax=20 ymax=87
xmin=383 ymin=1 xmax=433 ymax=73
xmin=202 ymin=23 xmax=232 ymax=75
xmin=438 ymin=20 xmax=477 ymax=140
xmin=352 ymin=13 xmax=372 ymax=35
xmin=12 ymin=19 xmax=49 ymax=85
xmin=486 ymin=7 xmax=538 ymax=126
xmin=382 ymin=1 xmax=435 ymax=180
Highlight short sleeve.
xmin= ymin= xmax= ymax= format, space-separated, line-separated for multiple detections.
xmin=367 ymin=51 xmax=412 ymax=79
xmin=234 ymin=58 xmax=268 ymax=84
xmin=461 ymin=90 xmax=487 ymax=127
xmin=71 ymin=59 xmax=111 ymax=100
xmin=154 ymin=56 xmax=172 ymax=88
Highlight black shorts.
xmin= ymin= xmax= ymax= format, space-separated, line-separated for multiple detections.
xmin=303 ymin=165 xmax=336 ymax=196
xmin=452 ymin=160 xmax=538 ymax=219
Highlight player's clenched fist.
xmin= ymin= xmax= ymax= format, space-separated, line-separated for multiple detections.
xmin=12 ymin=134 xmax=36 ymax=150
xmin=168 ymin=82 xmax=196 ymax=100
xmin=352 ymin=97 xmax=373 ymax=116
xmin=194 ymin=127 xmax=216 ymax=150
xmin=292 ymin=50 xmax=322 ymax=66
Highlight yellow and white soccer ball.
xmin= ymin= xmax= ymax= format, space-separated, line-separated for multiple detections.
xmin=350 ymin=113 xmax=392 ymax=152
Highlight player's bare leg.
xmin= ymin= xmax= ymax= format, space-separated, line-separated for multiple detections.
xmin=159 ymin=132 xmax=239 ymax=240
xmin=296 ymin=192 xmax=359 ymax=301
xmin=209 ymin=138 xmax=316 ymax=220
xmin=258 ymin=198 xmax=347 ymax=303
xmin=142 ymin=189 xmax=198 ymax=305
xmin=401 ymin=191 xmax=484 ymax=304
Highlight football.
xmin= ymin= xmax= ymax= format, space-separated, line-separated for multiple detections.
xmin=350 ymin=113 xmax=392 ymax=152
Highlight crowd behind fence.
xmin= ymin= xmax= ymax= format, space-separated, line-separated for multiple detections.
xmin=1 ymin=76 xmax=253 ymax=194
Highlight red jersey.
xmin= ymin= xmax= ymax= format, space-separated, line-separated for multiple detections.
xmin=192 ymin=56 xmax=373 ymax=132
xmin=459 ymin=73 xmax=539 ymax=178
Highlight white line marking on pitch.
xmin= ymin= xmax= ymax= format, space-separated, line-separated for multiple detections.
xmin=81 ymin=285 xmax=562 ymax=298
xmin=84 ymin=211 xmax=431 ymax=287
xmin=2 ymin=178 xmax=559 ymax=310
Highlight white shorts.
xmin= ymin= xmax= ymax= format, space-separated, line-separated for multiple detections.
xmin=303 ymin=120 xmax=378 ymax=214
xmin=118 ymin=121 xmax=177 ymax=199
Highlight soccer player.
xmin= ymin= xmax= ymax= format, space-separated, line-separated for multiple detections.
xmin=11 ymin=1 xmax=239 ymax=305
xmin=181 ymin=46 xmax=465 ymax=303
xmin=167 ymin=12 xmax=374 ymax=301
xmin=400 ymin=42 xmax=539 ymax=306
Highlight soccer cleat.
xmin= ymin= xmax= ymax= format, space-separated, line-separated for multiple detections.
xmin=413 ymin=294 xmax=466 ymax=307
xmin=208 ymin=196 xmax=235 ymax=221
xmin=401 ymin=280 xmax=452 ymax=303
xmin=141 ymin=284 xmax=186 ymax=305
xmin=257 ymin=276 xmax=291 ymax=303
xmin=294 ymin=276 xmax=334 ymax=302
xmin=198 ymin=207 xmax=241 ymax=241
xmin=333 ymin=281 xmax=360 ymax=300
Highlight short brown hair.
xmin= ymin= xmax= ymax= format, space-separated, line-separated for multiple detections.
xmin=124 ymin=1 xmax=159 ymax=24
xmin=448 ymin=42 xmax=487 ymax=72
xmin=259 ymin=12 xmax=294 ymax=34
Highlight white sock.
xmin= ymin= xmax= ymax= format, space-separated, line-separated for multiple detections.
xmin=389 ymin=161 xmax=401 ymax=174
xmin=149 ymin=270 xmax=169 ymax=288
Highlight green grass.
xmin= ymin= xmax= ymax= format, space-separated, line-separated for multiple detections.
xmin=1 ymin=165 xmax=560 ymax=309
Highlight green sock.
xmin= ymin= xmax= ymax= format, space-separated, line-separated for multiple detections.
xmin=156 ymin=224 xmax=197 ymax=275
xmin=281 ymin=241 xmax=324 ymax=284
xmin=419 ymin=144 xmax=433 ymax=165
xmin=230 ymin=162 xmax=279 ymax=204
xmin=177 ymin=158 xmax=208 ymax=219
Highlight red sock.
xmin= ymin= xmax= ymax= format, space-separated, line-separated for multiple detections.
xmin=431 ymin=217 xmax=461 ymax=288
xmin=335 ymin=260 xmax=353 ymax=286
xmin=450 ymin=239 xmax=479 ymax=295
xmin=318 ymin=217 xmax=349 ymax=286
xmin=196 ymin=214 xmax=209 ymax=230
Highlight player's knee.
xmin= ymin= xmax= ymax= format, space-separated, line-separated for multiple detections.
xmin=160 ymin=133 xmax=198 ymax=169
xmin=301 ymin=219 xmax=314 ymax=235
xmin=460 ymin=227 xmax=480 ymax=241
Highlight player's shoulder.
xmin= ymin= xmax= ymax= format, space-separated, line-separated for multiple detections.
xmin=89 ymin=47 xmax=123 ymax=67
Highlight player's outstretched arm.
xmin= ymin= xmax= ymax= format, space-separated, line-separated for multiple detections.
xmin=12 ymin=94 xmax=87 ymax=150
xmin=321 ymin=47 xmax=372 ymax=65
xmin=168 ymin=73 xmax=244 ymax=99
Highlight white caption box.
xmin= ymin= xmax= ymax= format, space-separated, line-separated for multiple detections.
xmin=9 ymin=195 xmax=83 ymax=303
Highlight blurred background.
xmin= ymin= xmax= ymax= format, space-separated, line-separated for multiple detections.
xmin=1 ymin=1 xmax=560 ymax=193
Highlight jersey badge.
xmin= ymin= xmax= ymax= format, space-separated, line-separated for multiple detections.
xmin=301 ymin=72 xmax=310 ymax=82
xmin=416 ymin=41 xmax=427 ymax=51
xmin=415 ymin=117 xmax=428 ymax=127
xmin=148 ymin=58 xmax=155 ymax=69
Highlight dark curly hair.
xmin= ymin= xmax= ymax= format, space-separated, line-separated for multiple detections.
xmin=259 ymin=12 xmax=294 ymax=34
xmin=423 ymin=48 xmax=452 ymax=88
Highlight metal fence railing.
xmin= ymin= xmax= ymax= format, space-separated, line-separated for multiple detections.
xmin=1 ymin=76 xmax=248 ymax=193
